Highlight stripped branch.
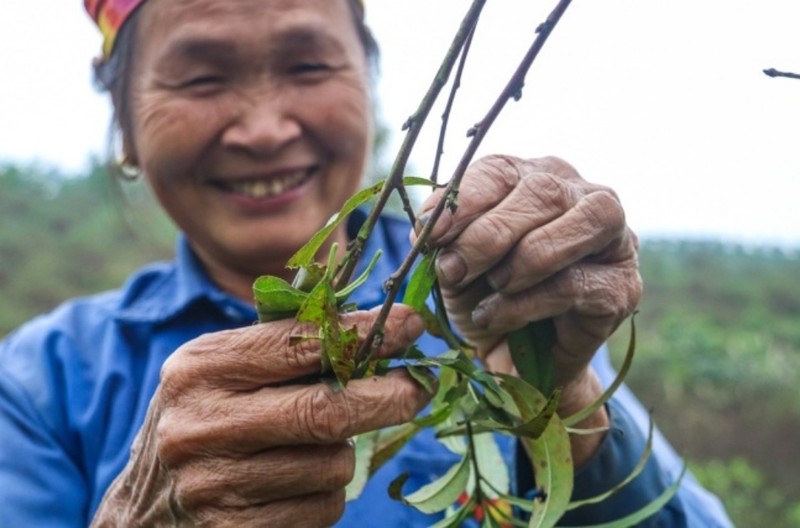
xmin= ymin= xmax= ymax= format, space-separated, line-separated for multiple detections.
xmin=763 ymin=68 xmax=800 ymax=80
xmin=356 ymin=0 xmax=575 ymax=364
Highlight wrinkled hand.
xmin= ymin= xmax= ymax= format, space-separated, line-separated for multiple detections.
xmin=414 ymin=156 xmax=641 ymax=461
xmin=91 ymin=306 xmax=428 ymax=528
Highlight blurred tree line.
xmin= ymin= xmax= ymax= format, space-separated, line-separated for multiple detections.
xmin=2 ymin=161 xmax=799 ymax=526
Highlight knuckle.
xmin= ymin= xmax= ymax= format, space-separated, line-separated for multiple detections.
xmin=154 ymin=408 xmax=192 ymax=466
xmin=160 ymin=331 xmax=232 ymax=394
xmin=285 ymin=328 xmax=322 ymax=371
xmin=532 ymin=155 xmax=582 ymax=180
xmin=522 ymin=230 xmax=561 ymax=276
xmin=159 ymin=349 xmax=195 ymax=400
xmin=294 ymin=387 xmax=354 ymax=442
xmin=523 ymin=171 xmax=573 ymax=212
xmin=584 ymin=190 xmax=626 ymax=235
xmin=392 ymin=378 xmax=427 ymax=422
xmin=171 ymin=463 xmax=214 ymax=510
xmin=321 ymin=443 xmax=356 ymax=489
xmin=316 ymin=490 xmax=347 ymax=527
xmin=574 ymin=265 xmax=636 ymax=322
xmin=470 ymin=154 xmax=523 ymax=193
xmin=476 ymin=213 xmax=519 ymax=255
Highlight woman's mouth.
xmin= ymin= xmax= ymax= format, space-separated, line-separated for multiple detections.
xmin=214 ymin=169 xmax=314 ymax=199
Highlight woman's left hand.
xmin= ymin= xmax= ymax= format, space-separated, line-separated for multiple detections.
xmin=413 ymin=155 xmax=642 ymax=463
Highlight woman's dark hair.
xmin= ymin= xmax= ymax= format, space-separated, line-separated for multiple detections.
xmin=93 ymin=0 xmax=380 ymax=163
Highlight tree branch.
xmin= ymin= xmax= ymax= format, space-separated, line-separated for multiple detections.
xmin=356 ymin=0 xmax=575 ymax=364
xmin=334 ymin=0 xmax=488 ymax=292
xmin=763 ymin=68 xmax=800 ymax=80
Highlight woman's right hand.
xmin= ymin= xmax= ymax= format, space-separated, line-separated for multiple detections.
xmin=91 ymin=305 xmax=428 ymax=528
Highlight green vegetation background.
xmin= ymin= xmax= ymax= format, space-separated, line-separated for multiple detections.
xmin=2 ymin=162 xmax=798 ymax=526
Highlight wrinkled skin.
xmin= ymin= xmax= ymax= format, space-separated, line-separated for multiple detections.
xmin=92 ymin=155 xmax=642 ymax=526
xmin=92 ymin=306 xmax=429 ymax=527
xmin=91 ymin=0 xmax=642 ymax=524
xmin=414 ymin=155 xmax=642 ymax=464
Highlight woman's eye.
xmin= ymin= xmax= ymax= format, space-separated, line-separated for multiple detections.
xmin=290 ymin=62 xmax=332 ymax=75
xmin=183 ymin=75 xmax=223 ymax=87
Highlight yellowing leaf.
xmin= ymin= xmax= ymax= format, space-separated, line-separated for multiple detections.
xmin=400 ymin=455 xmax=472 ymax=514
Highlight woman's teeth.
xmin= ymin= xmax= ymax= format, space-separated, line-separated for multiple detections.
xmin=226 ymin=171 xmax=308 ymax=198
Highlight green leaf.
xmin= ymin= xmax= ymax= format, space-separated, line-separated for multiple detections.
xmin=562 ymin=466 xmax=686 ymax=528
xmin=495 ymin=377 xmax=572 ymax=528
xmin=253 ymin=275 xmax=308 ymax=322
xmin=566 ymin=414 xmax=655 ymax=511
xmin=563 ymin=314 xmax=637 ymax=427
xmin=370 ymin=422 xmax=422 ymax=475
xmin=400 ymin=455 xmax=472 ymax=514
xmin=472 ymin=433 xmax=510 ymax=497
xmin=297 ymin=277 xmax=359 ymax=385
xmin=291 ymin=262 xmax=327 ymax=292
xmin=289 ymin=181 xmax=385 ymax=269
xmin=522 ymin=414 xmax=574 ymax=528
xmin=389 ymin=472 xmax=411 ymax=501
xmin=413 ymin=404 xmax=453 ymax=428
xmin=427 ymin=495 xmax=476 ymax=528
xmin=335 ymin=249 xmax=383 ymax=303
xmin=501 ymin=380 xmax=561 ymax=439
xmin=406 ymin=365 xmax=438 ymax=394
xmin=402 ymin=175 xmax=440 ymax=188
xmin=402 ymin=250 xmax=439 ymax=311
xmin=296 ymin=275 xmax=333 ymax=327
xmin=508 ymin=318 xmax=557 ymax=396
xmin=346 ymin=430 xmax=379 ymax=501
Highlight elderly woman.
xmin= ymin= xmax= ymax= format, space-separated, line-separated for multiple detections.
xmin=0 ymin=0 xmax=730 ymax=526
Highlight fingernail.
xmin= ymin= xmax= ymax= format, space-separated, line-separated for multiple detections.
xmin=487 ymin=266 xmax=510 ymax=291
xmin=472 ymin=304 xmax=491 ymax=329
xmin=437 ymin=251 xmax=467 ymax=285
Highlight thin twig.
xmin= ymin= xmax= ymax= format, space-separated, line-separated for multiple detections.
xmin=431 ymin=24 xmax=478 ymax=184
xmin=763 ymin=68 xmax=800 ymax=80
xmin=356 ymin=0 xmax=575 ymax=364
xmin=334 ymin=0 xmax=488 ymax=292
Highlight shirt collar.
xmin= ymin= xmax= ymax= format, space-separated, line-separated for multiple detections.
xmin=113 ymin=233 xmax=247 ymax=325
xmin=113 ymin=208 xmax=406 ymax=325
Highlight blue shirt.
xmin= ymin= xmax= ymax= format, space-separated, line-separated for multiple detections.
xmin=0 ymin=211 xmax=731 ymax=527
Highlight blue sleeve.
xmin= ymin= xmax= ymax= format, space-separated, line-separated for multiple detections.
xmin=560 ymin=346 xmax=734 ymax=527
xmin=0 ymin=367 xmax=88 ymax=526
xmin=516 ymin=345 xmax=732 ymax=526
xmin=558 ymin=398 xmax=687 ymax=526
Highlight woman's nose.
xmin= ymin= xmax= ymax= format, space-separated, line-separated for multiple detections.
xmin=221 ymin=86 xmax=302 ymax=156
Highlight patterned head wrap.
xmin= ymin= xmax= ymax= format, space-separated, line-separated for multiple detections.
xmin=85 ymin=0 xmax=365 ymax=58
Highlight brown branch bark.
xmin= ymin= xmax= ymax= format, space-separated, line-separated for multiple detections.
xmin=356 ymin=0 xmax=575 ymax=364
xmin=334 ymin=0 xmax=488 ymax=293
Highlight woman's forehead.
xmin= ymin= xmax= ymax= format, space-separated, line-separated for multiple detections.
xmin=86 ymin=0 xmax=364 ymax=58
xmin=135 ymin=0 xmax=360 ymax=63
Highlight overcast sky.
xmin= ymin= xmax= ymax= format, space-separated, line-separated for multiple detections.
xmin=2 ymin=1 xmax=799 ymax=247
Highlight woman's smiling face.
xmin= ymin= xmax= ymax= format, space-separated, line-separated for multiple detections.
xmin=127 ymin=0 xmax=372 ymax=298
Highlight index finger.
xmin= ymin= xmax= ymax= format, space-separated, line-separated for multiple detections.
xmin=414 ymin=155 xmax=522 ymax=246
xmin=163 ymin=304 xmax=424 ymax=390
xmin=415 ymin=156 xmax=586 ymax=247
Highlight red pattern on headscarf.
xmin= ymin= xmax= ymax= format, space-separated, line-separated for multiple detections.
xmin=85 ymin=0 xmax=364 ymax=58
